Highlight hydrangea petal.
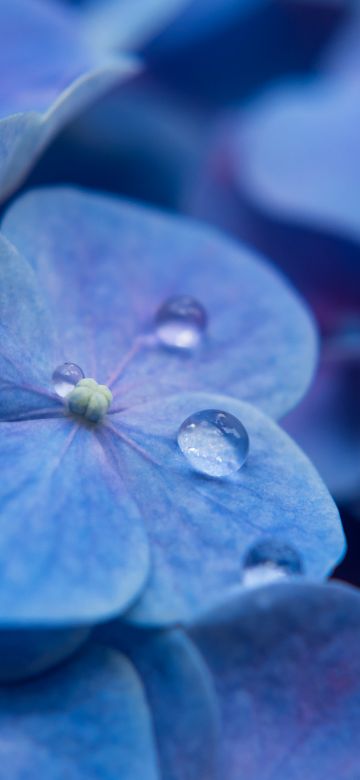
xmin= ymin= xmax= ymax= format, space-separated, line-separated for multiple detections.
xmin=0 ymin=0 xmax=140 ymax=200
xmin=0 ymin=417 xmax=149 ymax=623
xmin=97 ymin=622 xmax=218 ymax=780
xmin=191 ymin=581 xmax=360 ymax=779
xmin=0 ymin=644 xmax=160 ymax=780
xmin=102 ymin=392 xmax=344 ymax=625
xmin=0 ymin=232 xmax=61 ymax=419
xmin=232 ymin=76 xmax=360 ymax=242
xmin=2 ymin=186 xmax=317 ymax=419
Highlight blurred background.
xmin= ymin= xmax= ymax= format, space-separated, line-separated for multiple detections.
xmin=14 ymin=0 xmax=360 ymax=584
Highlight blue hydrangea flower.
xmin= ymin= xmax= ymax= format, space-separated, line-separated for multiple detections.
xmin=0 ymin=186 xmax=344 ymax=640
xmin=1 ymin=578 xmax=359 ymax=778
xmin=0 ymin=0 xmax=191 ymax=201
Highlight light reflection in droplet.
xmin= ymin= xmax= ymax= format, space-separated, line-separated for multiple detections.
xmin=177 ymin=409 xmax=249 ymax=477
xmin=52 ymin=362 xmax=85 ymax=398
xmin=155 ymin=295 xmax=207 ymax=349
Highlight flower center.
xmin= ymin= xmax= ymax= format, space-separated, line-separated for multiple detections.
xmin=67 ymin=378 xmax=113 ymax=422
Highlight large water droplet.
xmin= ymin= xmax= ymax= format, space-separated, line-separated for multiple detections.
xmin=52 ymin=362 xmax=85 ymax=398
xmin=178 ymin=409 xmax=249 ymax=477
xmin=242 ymin=539 xmax=303 ymax=588
xmin=155 ymin=295 xmax=207 ymax=349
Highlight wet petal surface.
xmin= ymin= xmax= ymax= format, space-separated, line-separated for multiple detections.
xmin=105 ymin=392 xmax=344 ymax=625
xmin=2 ymin=186 xmax=317 ymax=419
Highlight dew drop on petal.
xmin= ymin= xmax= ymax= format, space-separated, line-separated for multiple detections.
xmin=52 ymin=362 xmax=85 ymax=398
xmin=155 ymin=295 xmax=207 ymax=349
xmin=242 ymin=539 xmax=303 ymax=588
xmin=177 ymin=409 xmax=249 ymax=477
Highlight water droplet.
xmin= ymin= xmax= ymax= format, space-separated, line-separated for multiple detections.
xmin=155 ymin=295 xmax=207 ymax=349
xmin=52 ymin=362 xmax=85 ymax=398
xmin=242 ymin=539 xmax=303 ymax=588
xmin=178 ymin=409 xmax=249 ymax=477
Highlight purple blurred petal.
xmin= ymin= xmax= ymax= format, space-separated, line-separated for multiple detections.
xmin=231 ymin=76 xmax=360 ymax=242
xmin=0 ymin=0 xmax=140 ymax=200
xmin=192 ymin=581 xmax=360 ymax=779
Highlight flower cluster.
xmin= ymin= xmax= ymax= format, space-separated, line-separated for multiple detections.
xmin=0 ymin=2 xmax=359 ymax=778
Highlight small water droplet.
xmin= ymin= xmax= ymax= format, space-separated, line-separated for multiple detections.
xmin=242 ymin=539 xmax=303 ymax=588
xmin=52 ymin=362 xmax=85 ymax=398
xmin=178 ymin=409 xmax=249 ymax=477
xmin=155 ymin=295 xmax=207 ymax=349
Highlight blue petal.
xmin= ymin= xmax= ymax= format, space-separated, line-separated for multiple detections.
xmin=0 ymin=644 xmax=160 ymax=780
xmin=102 ymin=392 xmax=344 ymax=625
xmin=231 ymin=75 xmax=360 ymax=242
xmin=0 ymin=232 xmax=62 ymax=419
xmin=0 ymin=417 xmax=149 ymax=623
xmin=191 ymin=581 xmax=360 ymax=779
xmin=2 ymin=186 xmax=317 ymax=419
xmin=0 ymin=0 xmax=140 ymax=200
xmin=97 ymin=622 xmax=219 ymax=780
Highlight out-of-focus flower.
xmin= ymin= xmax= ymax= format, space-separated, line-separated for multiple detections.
xmin=0 ymin=185 xmax=344 ymax=676
xmin=191 ymin=578 xmax=360 ymax=779
xmin=186 ymin=7 xmax=360 ymax=503
xmin=25 ymin=0 xmax=346 ymax=213
xmin=30 ymin=72 xmax=207 ymax=211
xmin=1 ymin=578 xmax=359 ymax=778
xmin=0 ymin=0 xmax=192 ymax=201
xmin=0 ymin=626 xmax=218 ymax=779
